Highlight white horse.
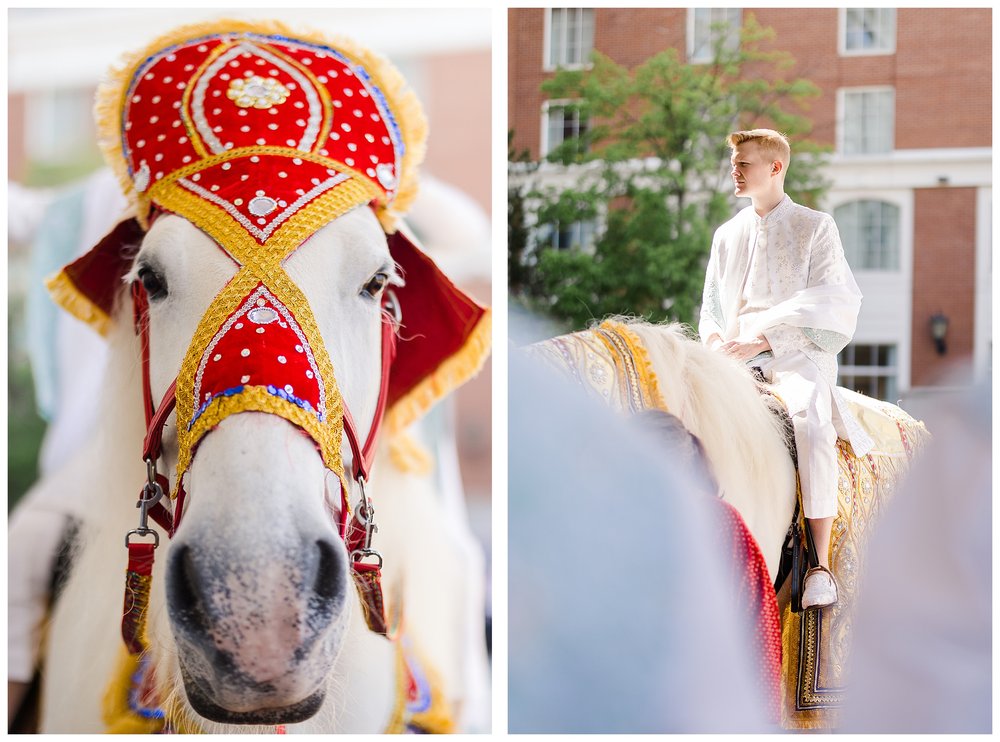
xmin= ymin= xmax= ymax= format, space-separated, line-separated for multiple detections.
xmin=530 ymin=319 xmax=796 ymax=578
xmin=529 ymin=318 xmax=928 ymax=729
xmin=530 ymin=318 xmax=925 ymax=588
xmin=39 ymin=207 xmax=483 ymax=732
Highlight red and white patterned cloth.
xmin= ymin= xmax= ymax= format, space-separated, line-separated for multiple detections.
xmin=710 ymin=497 xmax=783 ymax=724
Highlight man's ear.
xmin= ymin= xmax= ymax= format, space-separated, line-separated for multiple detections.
xmin=771 ymin=160 xmax=784 ymax=176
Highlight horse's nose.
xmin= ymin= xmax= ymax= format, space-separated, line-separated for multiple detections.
xmin=313 ymin=537 xmax=347 ymax=605
xmin=166 ymin=536 xmax=348 ymax=643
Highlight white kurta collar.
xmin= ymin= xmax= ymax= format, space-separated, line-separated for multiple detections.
xmin=750 ymin=194 xmax=793 ymax=227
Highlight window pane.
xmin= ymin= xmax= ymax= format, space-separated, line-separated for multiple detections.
xmin=842 ymin=89 xmax=893 ymax=155
xmin=547 ymin=108 xmax=562 ymax=153
xmin=566 ymin=9 xmax=580 ymax=64
xmin=838 ymin=343 xmax=898 ymax=402
xmin=580 ymin=10 xmax=595 ymax=66
xmin=549 ymin=9 xmax=564 ymax=67
xmin=549 ymin=8 xmax=593 ymax=68
xmin=690 ymin=8 xmax=741 ymax=62
xmin=845 ymin=8 xmax=862 ymax=49
xmin=835 ymin=200 xmax=899 ymax=271
xmin=845 ymin=7 xmax=895 ymax=52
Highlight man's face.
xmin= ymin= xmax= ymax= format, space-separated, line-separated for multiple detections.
xmin=730 ymin=141 xmax=777 ymax=200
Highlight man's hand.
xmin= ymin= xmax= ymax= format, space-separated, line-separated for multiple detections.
xmin=719 ymin=335 xmax=771 ymax=362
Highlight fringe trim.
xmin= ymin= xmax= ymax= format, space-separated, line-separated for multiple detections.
xmin=388 ymin=430 xmax=434 ymax=475
xmin=386 ymin=308 xmax=492 ymax=435
xmin=102 ymin=649 xmax=165 ymax=734
xmin=383 ymin=639 xmax=456 ymax=734
xmin=93 ymin=17 xmax=426 ymax=231
xmin=44 ymin=269 xmax=112 ymax=337
xmin=600 ymin=319 xmax=669 ymax=411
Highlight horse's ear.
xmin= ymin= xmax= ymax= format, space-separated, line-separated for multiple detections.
xmin=45 ymin=217 xmax=146 ymax=337
xmin=385 ymin=225 xmax=491 ymax=433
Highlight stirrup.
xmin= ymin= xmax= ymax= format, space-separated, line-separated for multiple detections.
xmin=801 ymin=565 xmax=838 ymax=610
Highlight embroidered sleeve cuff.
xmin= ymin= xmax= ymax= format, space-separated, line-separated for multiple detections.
xmin=761 ymin=323 xmax=808 ymax=359
xmin=804 ymin=327 xmax=851 ymax=354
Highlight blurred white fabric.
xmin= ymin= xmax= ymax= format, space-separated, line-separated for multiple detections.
xmin=841 ymin=376 xmax=991 ymax=733
xmin=508 ymin=309 xmax=770 ymax=733
xmin=24 ymin=168 xmax=128 ymax=474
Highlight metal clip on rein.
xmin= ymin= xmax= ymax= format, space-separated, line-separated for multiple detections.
xmin=126 ymin=458 xmax=164 ymax=548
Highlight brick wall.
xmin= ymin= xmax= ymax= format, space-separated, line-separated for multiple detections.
xmin=508 ymin=8 xmax=546 ymax=158
xmin=911 ymin=187 xmax=977 ymax=386
xmin=509 ymin=8 xmax=992 ymax=156
xmin=895 ymin=8 xmax=992 ymax=149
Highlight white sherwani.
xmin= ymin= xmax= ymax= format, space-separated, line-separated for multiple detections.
xmin=699 ymin=195 xmax=874 ymax=519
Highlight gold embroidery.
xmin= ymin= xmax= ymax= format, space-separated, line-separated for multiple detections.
xmin=782 ymin=419 xmax=929 ymax=729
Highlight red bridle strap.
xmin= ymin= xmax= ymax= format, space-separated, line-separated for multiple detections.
xmin=132 ymin=281 xmax=177 ymax=536
xmin=341 ymin=312 xmax=398 ymax=483
xmin=130 ymin=280 xmax=398 ymax=636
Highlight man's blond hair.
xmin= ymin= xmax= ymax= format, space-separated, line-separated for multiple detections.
xmin=727 ymin=129 xmax=791 ymax=167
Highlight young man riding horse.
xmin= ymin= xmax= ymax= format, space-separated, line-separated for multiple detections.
xmin=699 ymin=129 xmax=874 ymax=610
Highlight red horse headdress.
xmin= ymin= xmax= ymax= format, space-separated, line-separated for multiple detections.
xmin=47 ymin=19 xmax=490 ymax=487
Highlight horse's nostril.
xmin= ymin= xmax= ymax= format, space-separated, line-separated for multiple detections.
xmin=167 ymin=544 xmax=211 ymax=633
xmin=313 ymin=539 xmax=344 ymax=602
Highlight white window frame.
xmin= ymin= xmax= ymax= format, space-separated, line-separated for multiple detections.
xmin=837 ymin=86 xmax=895 ymax=156
xmin=687 ymin=8 xmax=742 ymax=64
xmin=543 ymin=8 xmax=595 ymax=72
xmin=833 ymin=199 xmax=901 ymax=272
xmin=839 ymin=8 xmax=896 ymax=57
xmin=826 ymin=189 xmax=913 ymax=394
xmin=838 ymin=342 xmax=901 ymax=403
xmin=540 ymin=98 xmax=588 ymax=158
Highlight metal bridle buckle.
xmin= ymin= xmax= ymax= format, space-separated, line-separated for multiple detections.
xmin=126 ymin=457 xmax=163 ymax=548
xmin=350 ymin=476 xmax=383 ymax=568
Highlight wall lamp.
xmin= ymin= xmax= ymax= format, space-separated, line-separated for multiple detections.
xmin=930 ymin=311 xmax=949 ymax=355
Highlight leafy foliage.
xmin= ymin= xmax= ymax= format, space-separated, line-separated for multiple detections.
xmin=509 ymin=14 xmax=829 ymax=330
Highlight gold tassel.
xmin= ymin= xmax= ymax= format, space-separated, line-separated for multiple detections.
xmin=388 ymin=430 xmax=433 ymax=475
xmin=44 ymin=269 xmax=113 ymax=336
xmin=101 ymin=648 xmax=165 ymax=734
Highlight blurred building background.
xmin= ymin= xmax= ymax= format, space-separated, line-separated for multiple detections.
xmin=8 ymin=9 xmax=492 ymax=555
xmin=509 ymin=7 xmax=991 ymax=407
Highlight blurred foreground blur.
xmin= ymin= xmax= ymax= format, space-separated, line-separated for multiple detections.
xmin=508 ymin=310 xmax=771 ymax=733
xmin=841 ymin=375 xmax=991 ymax=733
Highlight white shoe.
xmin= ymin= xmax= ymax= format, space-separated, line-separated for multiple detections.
xmin=801 ymin=566 xmax=838 ymax=610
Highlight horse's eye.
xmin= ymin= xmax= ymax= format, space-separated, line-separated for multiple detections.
xmin=361 ymin=272 xmax=389 ymax=299
xmin=137 ymin=265 xmax=167 ymax=300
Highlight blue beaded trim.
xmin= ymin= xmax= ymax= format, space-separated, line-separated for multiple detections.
xmin=128 ymin=654 xmax=165 ymax=720
xmin=188 ymin=383 xmax=319 ymax=430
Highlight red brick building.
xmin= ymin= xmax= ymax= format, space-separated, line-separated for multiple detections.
xmin=509 ymin=8 xmax=992 ymax=399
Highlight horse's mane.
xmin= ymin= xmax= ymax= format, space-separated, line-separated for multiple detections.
xmin=614 ymin=320 xmax=795 ymax=565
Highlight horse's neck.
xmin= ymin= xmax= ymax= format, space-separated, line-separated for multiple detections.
xmin=625 ymin=323 xmax=797 ymax=580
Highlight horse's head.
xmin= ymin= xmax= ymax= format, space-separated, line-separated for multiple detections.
xmin=46 ymin=20 xmax=490 ymax=730
xmin=137 ymin=208 xmax=388 ymax=724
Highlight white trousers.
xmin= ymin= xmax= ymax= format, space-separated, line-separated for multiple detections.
xmin=790 ymin=394 xmax=840 ymax=520
xmin=766 ymin=355 xmax=841 ymax=520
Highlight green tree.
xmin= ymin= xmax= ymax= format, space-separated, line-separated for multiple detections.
xmin=510 ymin=14 xmax=829 ymax=330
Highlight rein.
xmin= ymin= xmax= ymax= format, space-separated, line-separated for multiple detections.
xmin=124 ymin=277 xmax=400 ymax=662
